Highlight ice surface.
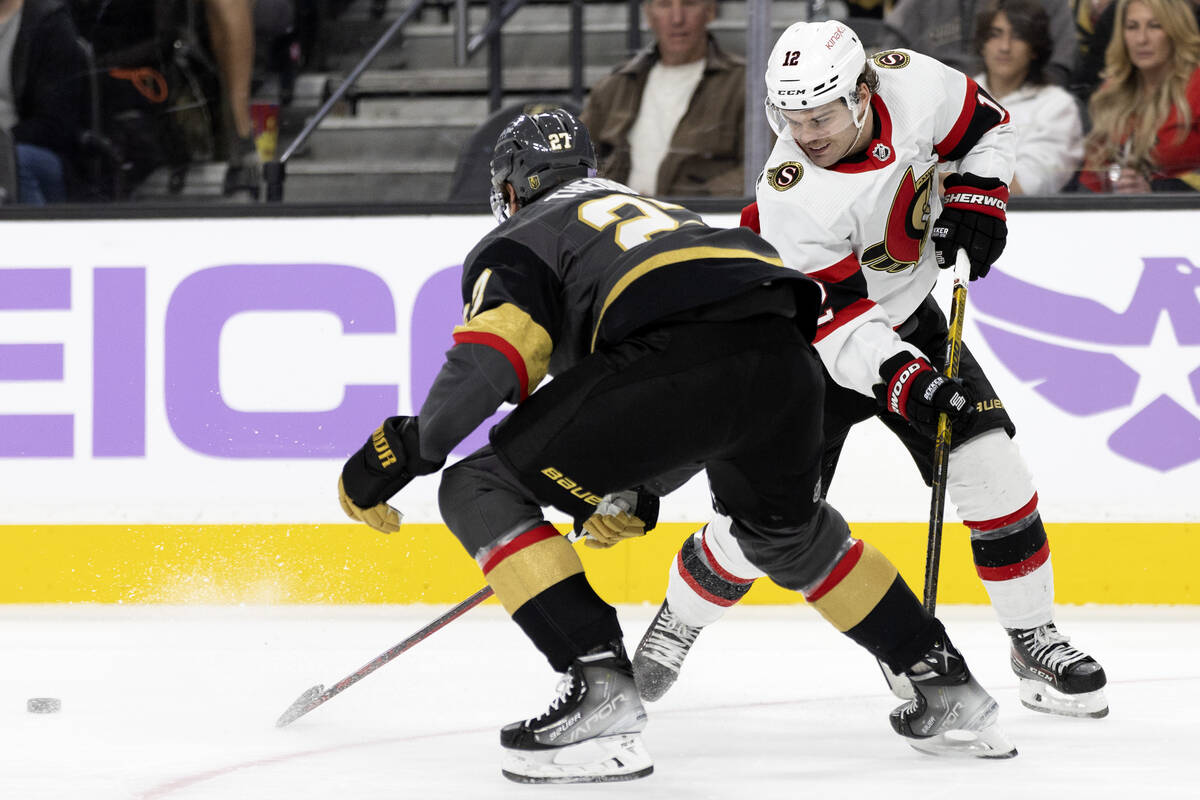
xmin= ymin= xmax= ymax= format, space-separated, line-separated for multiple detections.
xmin=2 ymin=604 xmax=1196 ymax=799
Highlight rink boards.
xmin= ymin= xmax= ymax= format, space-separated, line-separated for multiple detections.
xmin=1 ymin=211 xmax=1197 ymax=604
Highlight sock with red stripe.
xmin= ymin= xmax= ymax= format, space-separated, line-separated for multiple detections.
xmin=480 ymin=523 xmax=622 ymax=672
xmin=969 ymin=509 xmax=1054 ymax=630
xmin=804 ymin=538 xmax=943 ymax=673
xmin=664 ymin=524 xmax=759 ymax=627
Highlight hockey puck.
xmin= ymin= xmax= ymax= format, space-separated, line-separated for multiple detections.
xmin=27 ymin=697 xmax=61 ymax=714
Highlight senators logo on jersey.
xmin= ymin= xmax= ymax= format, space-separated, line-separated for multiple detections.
xmin=861 ymin=165 xmax=936 ymax=273
xmin=872 ymin=50 xmax=910 ymax=69
xmin=767 ymin=161 xmax=804 ymax=191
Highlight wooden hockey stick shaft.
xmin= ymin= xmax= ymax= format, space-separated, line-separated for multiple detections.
xmin=923 ymin=249 xmax=972 ymax=614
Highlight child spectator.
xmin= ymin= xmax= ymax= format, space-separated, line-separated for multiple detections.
xmin=974 ymin=0 xmax=1084 ymax=193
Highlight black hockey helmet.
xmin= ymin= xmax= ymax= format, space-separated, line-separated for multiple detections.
xmin=489 ymin=109 xmax=596 ymax=221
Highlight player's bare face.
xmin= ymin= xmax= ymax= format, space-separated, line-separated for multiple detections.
xmin=645 ymin=0 xmax=716 ymax=66
xmin=1123 ymin=1 xmax=1173 ymax=81
xmin=781 ymin=100 xmax=864 ymax=168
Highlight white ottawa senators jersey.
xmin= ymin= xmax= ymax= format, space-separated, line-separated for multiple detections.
xmin=755 ymin=48 xmax=1014 ymax=397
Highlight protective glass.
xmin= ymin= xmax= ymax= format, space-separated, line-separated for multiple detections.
xmin=766 ymin=95 xmax=859 ymax=141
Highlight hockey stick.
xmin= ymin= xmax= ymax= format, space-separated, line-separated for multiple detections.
xmin=923 ymin=248 xmax=971 ymax=614
xmin=275 ymin=584 xmax=495 ymax=727
xmin=275 ymin=528 xmax=591 ymax=727
xmin=877 ymin=248 xmax=971 ymax=698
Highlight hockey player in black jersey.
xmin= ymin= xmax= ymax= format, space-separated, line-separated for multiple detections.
xmin=338 ymin=109 xmax=1016 ymax=783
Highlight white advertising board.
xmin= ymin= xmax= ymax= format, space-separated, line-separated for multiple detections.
xmin=0 ymin=210 xmax=1196 ymax=524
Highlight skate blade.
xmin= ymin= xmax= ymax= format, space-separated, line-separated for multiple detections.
xmin=907 ymin=723 xmax=1018 ymax=759
xmin=1018 ymin=678 xmax=1109 ymax=719
xmin=501 ymin=733 xmax=653 ymax=784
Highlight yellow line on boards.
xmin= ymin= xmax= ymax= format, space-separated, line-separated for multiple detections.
xmin=0 ymin=523 xmax=1194 ymax=605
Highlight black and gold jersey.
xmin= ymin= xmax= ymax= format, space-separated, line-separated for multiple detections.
xmin=413 ymin=177 xmax=823 ymax=464
xmin=456 ymin=177 xmax=821 ymax=400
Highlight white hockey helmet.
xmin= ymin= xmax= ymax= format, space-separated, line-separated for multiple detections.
xmin=765 ymin=20 xmax=868 ymax=136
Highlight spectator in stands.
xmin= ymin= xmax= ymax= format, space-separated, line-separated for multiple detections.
xmin=1071 ymin=0 xmax=1200 ymax=101
xmin=1071 ymin=1 xmax=1116 ymax=100
xmin=1078 ymin=0 xmax=1200 ymax=191
xmin=974 ymin=0 xmax=1084 ymax=193
xmin=580 ymin=0 xmax=744 ymax=196
xmin=886 ymin=0 xmax=1076 ymax=85
xmin=205 ymin=0 xmax=259 ymax=198
xmin=0 ymin=0 xmax=86 ymax=203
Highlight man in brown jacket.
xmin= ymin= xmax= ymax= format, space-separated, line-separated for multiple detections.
xmin=580 ymin=0 xmax=744 ymax=197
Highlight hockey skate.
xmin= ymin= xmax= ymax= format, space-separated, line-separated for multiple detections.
xmin=1009 ymin=623 xmax=1108 ymax=718
xmin=500 ymin=644 xmax=652 ymax=784
xmin=890 ymin=635 xmax=1018 ymax=759
xmin=632 ymin=601 xmax=703 ymax=702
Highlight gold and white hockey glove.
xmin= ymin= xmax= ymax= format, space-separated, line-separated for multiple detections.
xmin=338 ymin=476 xmax=403 ymax=534
xmin=581 ymin=490 xmax=659 ymax=549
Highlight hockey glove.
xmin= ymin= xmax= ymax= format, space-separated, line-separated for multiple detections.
xmin=932 ymin=173 xmax=1009 ymax=281
xmin=580 ymin=489 xmax=660 ymax=550
xmin=874 ymin=353 xmax=976 ymax=435
xmin=340 ymin=416 xmax=444 ymax=534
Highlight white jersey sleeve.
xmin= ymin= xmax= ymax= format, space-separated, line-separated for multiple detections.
xmin=930 ymin=63 xmax=1016 ymax=183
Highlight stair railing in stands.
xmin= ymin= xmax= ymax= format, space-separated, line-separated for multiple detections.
xmin=266 ymin=0 xmax=594 ymax=202
xmin=266 ymin=0 xmax=436 ymax=201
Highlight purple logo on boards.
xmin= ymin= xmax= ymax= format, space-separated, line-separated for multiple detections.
xmin=972 ymin=257 xmax=1200 ymax=472
xmin=410 ymin=266 xmax=507 ymax=456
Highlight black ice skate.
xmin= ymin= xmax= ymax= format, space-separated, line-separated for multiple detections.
xmin=890 ymin=635 xmax=1018 ymax=759
xmin=632 ymin=601 xmax=703 ymax=702
xmin=1009 ymin=623 xmax=1108 ymax=718
xmin=500 ymin=644 xmax=652 ymax=784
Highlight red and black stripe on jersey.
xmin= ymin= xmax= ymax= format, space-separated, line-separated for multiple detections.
xmin=808 ymin=252 xmax=879 ymax=346
xmin=935 ymin=76 xmax=1011 ymax=163
xmin=739 ymin=203 xmax=876 ymax=348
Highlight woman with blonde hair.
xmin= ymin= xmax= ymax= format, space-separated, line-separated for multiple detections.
xmin=1079 ymin=0 xmax=1200 ymax=191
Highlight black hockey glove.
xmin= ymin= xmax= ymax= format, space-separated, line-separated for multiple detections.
xmin=874 ymin=353 xmax=976 ymax=436
xmin=578 ymin=489 xmax=660 ymax=550
xmin=932 ymin=173 xmax=1009 ymax=281
xmin=339 ymin=416 xmax=444 ymax=534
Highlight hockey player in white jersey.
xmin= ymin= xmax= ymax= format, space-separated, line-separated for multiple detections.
xmin=632 ymin=20 xmax=1108 ymax=721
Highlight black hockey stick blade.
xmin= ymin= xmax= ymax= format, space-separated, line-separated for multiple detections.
xmin=276 ymin=684 xmax=326 ymax=727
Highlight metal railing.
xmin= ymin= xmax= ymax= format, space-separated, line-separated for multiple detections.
xmin=464 ymin=0 xmax=586 ymax=112
xmin=265 ymin=0 xmax=437 ymax=201
xmin=265 ymin=0 xmax=591 ymax=202
xmin=261 ymin=0 xmax=883 ymax=204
